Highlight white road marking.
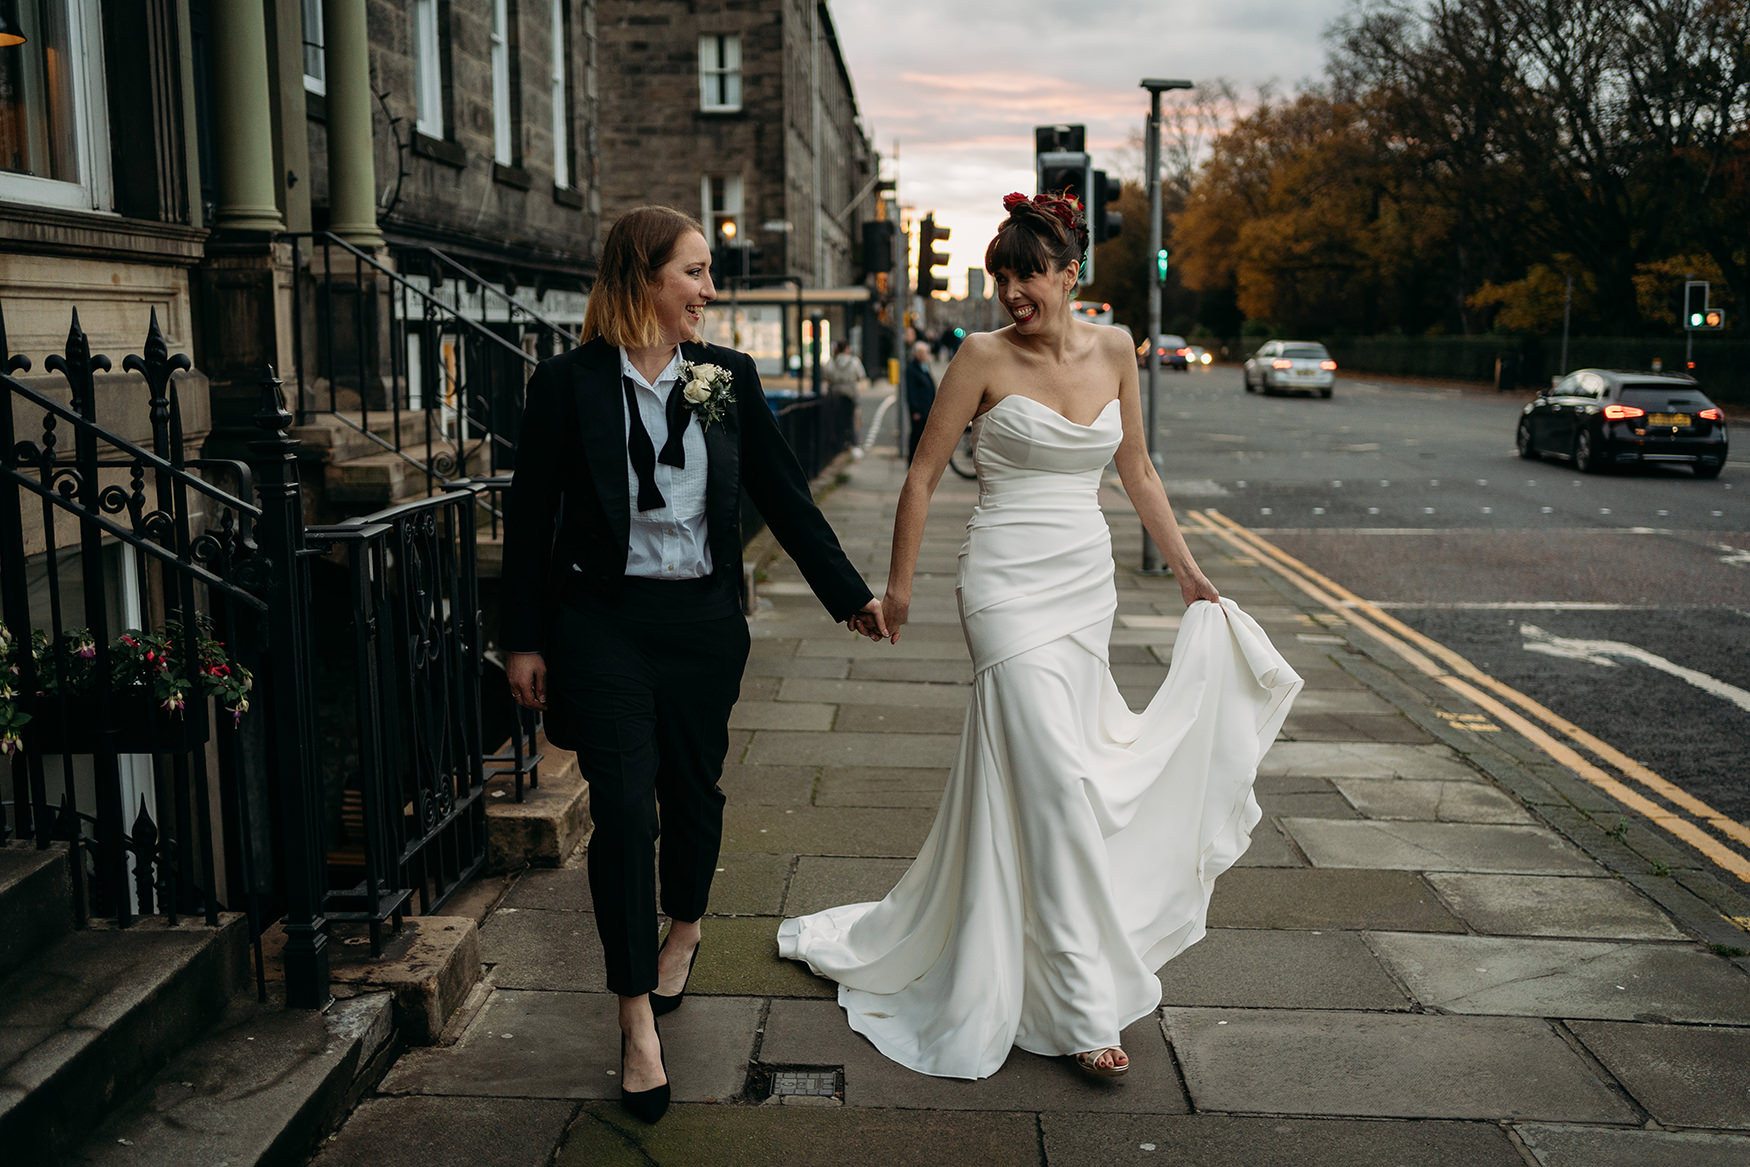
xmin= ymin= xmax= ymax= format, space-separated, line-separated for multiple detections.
xmin=1521 ymin=624 xmax=1750 ymax=714
xmin=1713 ymin=544 xmax=1750 ymax=568
xmin=1369 ymin=601 xmax=1668 ymax=611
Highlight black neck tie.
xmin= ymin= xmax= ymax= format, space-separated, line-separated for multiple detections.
xmin=622 ymin=374 xmax=693 ymax=512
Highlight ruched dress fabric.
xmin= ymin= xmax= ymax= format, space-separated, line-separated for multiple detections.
xmin=776 ymin=393 xmax=1302 ymax=1080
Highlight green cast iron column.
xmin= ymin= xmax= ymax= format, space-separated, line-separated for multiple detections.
xmin=322 ymin=0 xmax=384 ymax=245
xmin=209 ymin=0 xmax=285 ymax=232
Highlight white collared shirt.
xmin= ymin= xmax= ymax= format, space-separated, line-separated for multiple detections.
xmin=619 ymin=347 xmax=713 ymax=579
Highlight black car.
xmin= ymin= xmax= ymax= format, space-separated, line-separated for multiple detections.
xmin=1517 ymin=369 xmax=1728 ymax=478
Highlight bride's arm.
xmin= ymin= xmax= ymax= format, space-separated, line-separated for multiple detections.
xmin=1109 ymin=335 xmax=1220 ymax=606
xmin=883 ymin=337 xmax=991 ymax=640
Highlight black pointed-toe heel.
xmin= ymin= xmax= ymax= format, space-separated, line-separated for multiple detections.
xmin=650 ymin=938 xmax=702 ymax=1019
xmin=620 ymin=1025 xmax=670 ymax=1124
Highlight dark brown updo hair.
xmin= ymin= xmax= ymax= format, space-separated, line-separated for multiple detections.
xmin=984 ymin=192 xmax=1088 ymax=279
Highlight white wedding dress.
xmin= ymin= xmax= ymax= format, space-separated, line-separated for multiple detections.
xmin=776 ymin=393 xmax=1302 ymax=1079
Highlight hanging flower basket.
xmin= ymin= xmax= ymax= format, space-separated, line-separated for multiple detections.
xmin=21 ymin=692 xmax=210 ymax=755
xmin=0 ymin=617 xmax=251 ymax=758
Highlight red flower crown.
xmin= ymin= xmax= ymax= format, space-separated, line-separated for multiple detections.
xmin=1002 ymin=190 xmax=1084 ymax=237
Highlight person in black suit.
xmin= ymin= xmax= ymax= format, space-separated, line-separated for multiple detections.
xmin=501 ymin=206 xmax=886 ymax=1123
xmin=904 ymin=340 xmax=937 ymax=463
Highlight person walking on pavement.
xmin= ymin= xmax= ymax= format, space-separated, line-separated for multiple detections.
xmin=779 ymin=191 xmax=1301 ymax=1081
xmin=823 ymin=339 xmax=867 ymax=454
xmin=904 ymin=339 xmax=936 ymax=463
xmin=500 ymin=206 xmax=888 ymax=1124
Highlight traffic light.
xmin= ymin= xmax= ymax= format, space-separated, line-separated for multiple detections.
xmin=917 ymin=214 xmax=950 ymax=297
xmin=1702 ymin=308 xmax=1725 ymax=330
xmin=861 ymin=220 xmax=895 ymax=279
xmin=1092 ymin=170 xmax=1122 ymax=243
xmin=1684 ymin=280 xmax=1709 ymax=329
xmin=1156 ymin=248 xmax=1170 ymax=285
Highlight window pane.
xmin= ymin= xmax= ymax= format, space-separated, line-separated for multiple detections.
xmin=302 ymin=0 xmax=325 ymax=86
xmin=0 ymin=0 xmax=79 ymax=181
xmin=551 ymin=0 xmax=569 ymax=187
xmin=414 ymin=0 xmax=443 ymax=137
xmin=492 ymin=0 xmax=512 ymax=165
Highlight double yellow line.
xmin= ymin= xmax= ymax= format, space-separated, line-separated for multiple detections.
xmin=1186 ymin=508 xmax=1750 ymax=886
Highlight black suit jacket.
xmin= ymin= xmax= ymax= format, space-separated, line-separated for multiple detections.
xmin=500 ymin=337 xmax=873 ymax=653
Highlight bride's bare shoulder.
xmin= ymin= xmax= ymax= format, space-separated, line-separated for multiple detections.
xmin=953 ymin=329 xmax=1012 ymax=369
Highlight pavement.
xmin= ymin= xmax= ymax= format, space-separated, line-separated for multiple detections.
xmin=308 ymin=404 xmax=1750 ymax=1167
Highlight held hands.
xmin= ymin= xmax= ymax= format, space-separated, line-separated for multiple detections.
xmin=845 ymin=598 xmax=890 ymax=641
xmin=878 ymin=590 xmax=910 ymax=643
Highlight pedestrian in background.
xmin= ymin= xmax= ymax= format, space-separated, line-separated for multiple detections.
xmin=904 ymin=339 xmax=936 ymax=463
xmin=824 ymin=339 xmax=867 ymax=455
xmin=500 ymin=205 xmax=888 ymax=1125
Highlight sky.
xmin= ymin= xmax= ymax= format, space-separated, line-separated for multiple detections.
xmin=828 ymin=0 xmax=1357 ymax=296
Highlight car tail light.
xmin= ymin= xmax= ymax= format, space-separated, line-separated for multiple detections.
xmin=1699 ymin=407 xmax=1722 ymax=420
xmin=1176 ymin=347 xmax=1190 ymax=356
xmin=1602 ymin=404 xmax=1645 ymax=420
xmin=1272 ymin=359 xmax=1292 ymax=370
xmin=1320 ymin=360 xmax=1337 ymax=370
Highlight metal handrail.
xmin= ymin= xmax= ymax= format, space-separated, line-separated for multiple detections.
xmin=409 ymin=246 xmax=582 ymax=349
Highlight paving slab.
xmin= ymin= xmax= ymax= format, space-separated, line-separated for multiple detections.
xmin=1040 ymin=1114 xmax=1525 ymax=1167
xmin=1256 ymin=789 xmax=1360 ymax=820
xmin=503 ymin=864 xmax=594 ymax=912
xmin=796 ymin=635 xmax=970 ymax=660
xmin=1514 ymin=1124 xmax=1750 ymax=1167
xmin=781 ymin=857 xmax=911 ymax=922
xmin=1424 ymin=873 xmax=1686 ymax=940
xmin=704 ymin=851 xmax=791 ymax=916
xmin=775 ymin=677 xmax=971 ymax=709
xmin=812 ymin=765 xmax=950 ymax=809
xmin=478 ymin=907 xmax=604 ymax=991
xmin=728 ymin=701 xmax=836 ymax=732
xmin=1365 ymin=933 xmax=1750 ymax=1022
xmin=1162 ymin=1008 xmax=1634 ymax=1122
xmin=1233 ymin=818 xmax=1306 ymax=867
xmin=1281 ymin=712 xmax=1436 ymax=743
xmin=741 ymin=655 xmax=850 ymax=679
xmin=1566 ymin=1021 xmax=1750 ymax=1130
xmin=758 ymin=998 xmax=1186 ymax=1112
xmin=1156 ymin=929 xmax=1411 ymax=1010
xmin=718 ymin=763 xmax=817 ymax=806
xmin=687 ymin=916 xmax=836 ymax=999
xmin=553 ymin=1104 xmax=1043 ymax=1167
xmin=1291 ymin=690 xmax=1397 ymax=714
xmin=1285 ymin=819 xmax=1599 ymax=873
xmin=830 ymin=703 xmax=969 ymax=734
xmin=720 ymin=804 xmax=935 ymax=857
xmin=381 ymin=989 xmax=758 ymax=1103
xmin=308 ymin=1095 xmax=574 ymax=1167
xmin=1207 ymin=868 xmax=1465 ymax=932
xmin=743 ymin=729 xmax=962 ymax=769
xmin=1334 ymin=778 xmax=1532 ymax=824
xmin=847 ymin=658 xmax=973 ymax=683
xmin=1260 ymin=742 xmax=1479 ymax=782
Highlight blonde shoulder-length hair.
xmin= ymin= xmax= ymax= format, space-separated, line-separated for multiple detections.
xmin=581 ymin=205 xmax=708 ymax=349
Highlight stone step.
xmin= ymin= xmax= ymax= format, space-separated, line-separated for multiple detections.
xmin=0 ymin=842 xmax=72 ymax=981
xmin=289 ymin=410 xmax=448 ymax=465
xmin=0 ymin=914 xmax=249 ymax=1164
xmin=71 ymin=991 xmax=396 ymax=1167
xmin=321 ymin=437 xmax=495 ymax=508
xmin=485 ymin=731 xmax=590 ymax=872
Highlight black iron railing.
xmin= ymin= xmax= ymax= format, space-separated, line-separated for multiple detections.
xmin=740 ymin=391 xmax=859 ymax=540
xmin=284 ymin=232 xmax=542 ymax=502
xmin=0 ymin=306 xmax=306 ymax=1001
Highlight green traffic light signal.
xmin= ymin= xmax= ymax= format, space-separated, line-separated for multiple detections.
xmin=1690 ymin=312 xmax=1705 ymax=327
xmin=1156 ymin=248 xmax=1170 ymax=284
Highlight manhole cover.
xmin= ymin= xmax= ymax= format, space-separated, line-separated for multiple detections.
xmin=769 ymin=1068 xmax=840 ymax=1098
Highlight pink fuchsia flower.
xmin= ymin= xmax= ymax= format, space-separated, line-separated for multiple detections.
xmin=75 ymin=641 xmax=96 ymax=660
xmin=0 ymin=732 xmax=20 ymax=757
xmin=161 ymin=692 xmax=186 ymax=715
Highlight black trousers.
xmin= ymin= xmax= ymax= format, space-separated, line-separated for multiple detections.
xmin=548 ymin=574 xmax=749 ymax=997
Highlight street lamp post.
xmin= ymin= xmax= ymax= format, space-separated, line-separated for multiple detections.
xmin=1140 ymin=78 xmax=1193 ymax=572
xmin=719 ymin=220 xmax=742 ymax=347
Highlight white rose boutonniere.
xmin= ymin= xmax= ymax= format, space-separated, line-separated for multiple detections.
xmin=676 ymin=360 xmax=735 ymax=431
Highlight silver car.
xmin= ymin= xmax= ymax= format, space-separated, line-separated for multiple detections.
xmin=1244 ymin=339 xmax=1337 ymax=397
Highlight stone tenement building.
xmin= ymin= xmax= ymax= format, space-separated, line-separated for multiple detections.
xmin=596 ymin=0 xmax=877 ymax=292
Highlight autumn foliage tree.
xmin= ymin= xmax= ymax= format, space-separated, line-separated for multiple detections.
xmin=1174 ymin=0 xmax=1750 ymax=338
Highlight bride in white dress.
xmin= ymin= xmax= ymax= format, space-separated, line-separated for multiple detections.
xmin=777 ymin=192 xmax=1301 ymax=1080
